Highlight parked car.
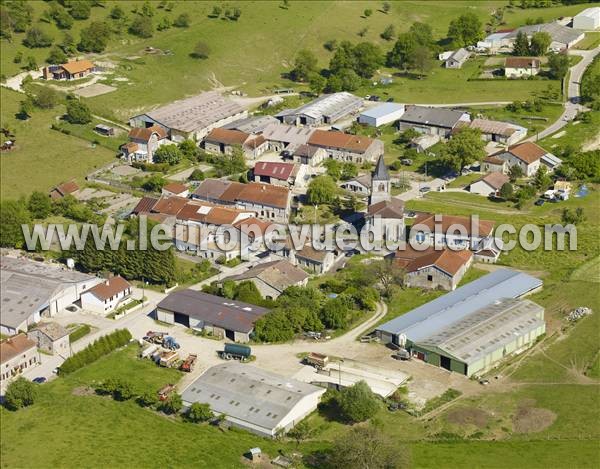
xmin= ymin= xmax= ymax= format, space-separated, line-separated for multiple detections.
xmin=369 ymin=95 xmax=381 ymax=102
xmin=419 ymin=186 xmax=431 ymax=193
xmin=535 ymin=199 xmax=545 ymax=206
xmin=386 ymin=97 xmax=394 ymax=102
xmin=32 ymin=377 xmax=47 ymax=384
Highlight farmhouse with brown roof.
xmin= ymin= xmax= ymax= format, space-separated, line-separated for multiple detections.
xmin=43 ymin=59 xmax=95 ymax=80
xmin=491 ymin=142 xmax=559 ymax=177
xmin=204 ymin=128 xmax=268 ymax=159
xmin=122 ymin=125 xmax=170 ymax=164
xmin=80 ymin=276 xmax=132 ymax=315
xmin=395 ymin=245 xmax=473 ymax=291
xmin=307 ymin=130 xmax=384 ymax=164
xmin=49 ymin=181 xmax=80 ymax=200
xmin=469 ymin=172 xmax=511 ymax=197
xmin=411 ymin=213 xmax=496 ymax=251
xmin=1 ymin=334 xmax=39 ymax=392
xmin=504 ymin=57 xmax=541 ymax=78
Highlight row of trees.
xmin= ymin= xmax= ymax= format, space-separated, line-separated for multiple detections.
xmin=513 ymin=30 xmax=552 ymax=56
xmin=59 ymin=329 xmax=132 ymax=375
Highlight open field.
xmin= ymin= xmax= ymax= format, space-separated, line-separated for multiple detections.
xmin=539 ymin=111 xmax=600 ymax=153
xmin=574 ymin=31 xmax=600 ymax=50
xmin=0 ymin=88 xmax=116 ymax=199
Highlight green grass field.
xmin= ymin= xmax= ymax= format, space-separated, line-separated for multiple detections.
xmin=0 ymin=88 xmax=116 ymax=199
xmin=574 ymin=31 xmax=600 ymax=50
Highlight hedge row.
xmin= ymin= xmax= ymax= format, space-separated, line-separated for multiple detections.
xmin=69 ymin=324 xmax=91 ymax=343
xmin=59 ymin=329 xmax=132 ymax=375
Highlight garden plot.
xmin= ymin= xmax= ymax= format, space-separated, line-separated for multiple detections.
xmin=74 ymin=83 xmax=117 ymax=98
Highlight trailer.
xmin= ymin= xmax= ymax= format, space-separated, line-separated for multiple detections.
xmin=159 ymin=350 xmax=179 ymax=367
xmin=180 ymin=354 xmax=197 ymax=372
xmin=140 ymin=344 xmax=159 ymax=359
xmin=304 ymin=352 xmax=329 ymax=369
xmin=219 ymin=343 xmax=251 ymax=362
xmin=144 ymin=331 xmax=168 ymax=344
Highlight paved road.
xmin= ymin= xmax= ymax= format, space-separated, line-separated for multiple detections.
xmin=527 ymin=46 xmax=600 ymax=142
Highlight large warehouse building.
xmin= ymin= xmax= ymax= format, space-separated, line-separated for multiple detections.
xmin=182 ymin=363 xmax=325 ymax=437
xmin=376 ymin=269 xmax=544 ymax=377
xmin=155 ymin=289 xmax=269 ymax=342
xmin=0 ymin=256 xmax=100 ymax=335
xmin=275 ymin=92 xmax=363 ymax=126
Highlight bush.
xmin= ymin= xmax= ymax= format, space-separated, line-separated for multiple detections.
xmin=137 ymin=390 xmax=159 ymax=408
xmin=65 ymin=99 xmax=92 ymax=124
xmin=59 ymin=329 xmax=132 ymax=374
xmin=4 ymin=377 xmax=37 ymax=410
xmin=191 ymin=41 xmax=210 ymax=59
xmin=187 ymin=402 xmax=213 ymax=422
xmin=160 ymin=393 xmax=183 ymax=414
xmin=23 ymin=27 xmax=53 ymax=48
xmin=337 ymin=380 xmax=380 ymax=423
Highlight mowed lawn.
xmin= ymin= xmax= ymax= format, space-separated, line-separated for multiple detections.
xmin=0 ymin=88 xmax=115 ymax=200
xmin=0 ymin=346 xmax=295 ymax=468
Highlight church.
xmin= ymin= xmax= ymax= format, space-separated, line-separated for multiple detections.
xmin=364 ymin=155 xmax=405 ymax=245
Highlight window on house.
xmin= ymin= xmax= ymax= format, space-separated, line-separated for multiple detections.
xmin=427 ymin=275 xmax=433 ymax=282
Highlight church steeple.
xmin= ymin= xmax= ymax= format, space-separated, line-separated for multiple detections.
xmin=369 ymin=155 xmax=391 ymax=205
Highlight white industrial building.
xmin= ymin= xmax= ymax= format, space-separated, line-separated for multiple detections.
xmin=0 ymin=256 xmax=100 ymax=335
xmin=358 ymin=103 xmax=405 ymax=127
xmin=275 ymin=92 xmax=363 ymax=126
xmin=182 ymin=363 xmax=325 ymax=437
xmin=573 ymin=7 xmax=600 ymax=30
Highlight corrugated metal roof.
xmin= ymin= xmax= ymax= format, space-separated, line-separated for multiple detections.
xmin=360 ymin=103 xmax=404 ymax=119
xmin=377 ymin=269 xmax=542 ymax=340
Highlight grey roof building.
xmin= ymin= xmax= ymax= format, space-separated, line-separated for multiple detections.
xmin=275 ymin=92 xmax=363 ymax=126
xmin=507 ymin=22 xmax=584 ymax=49
xmin=377 ymin=269 xmax=544 ymax=376
xmin=182 ymin=363 xmax=325 ymax=437
xmin=223 ymin=115 xmax=279 ymax=134
xmin=222 ymin=259 xmax=309 ymax=299
xmin=155 ymin=289 xmax=269 ymax=342
xmin=0 ymin=256 xmax=99 ymax=335
xmin=397 ymin=105 xmax=471 ymax=137
xmin=129 ymin=91 xmax=247 ymax=141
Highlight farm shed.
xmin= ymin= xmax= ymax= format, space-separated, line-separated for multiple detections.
xmin=376 ymin=269 xmax=544 ymax=376
xmin=155 ymin=289 xmax=269 ymax=342
xmin=358 ymin=103 xmax=405 ymax=127
xmin=181 ymin=363 xmax=325 ymax=437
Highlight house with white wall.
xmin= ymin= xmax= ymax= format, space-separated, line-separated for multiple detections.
xmin=80 ymin=276 xmax=132 ymax=314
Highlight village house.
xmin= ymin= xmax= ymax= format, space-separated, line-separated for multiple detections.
xmin=492 ymin=142 xmax=560 ymax=177
xmin=27 ymin=322 xmax=70 ymax=358
xmin=252 ymin=162 xmax=304 ymax=187
xmin=464 ymin=118 xmax=527 ymax=145
xmin=279 ymin=243 xmax=337 ymax=275
xmin=275 ymin=92 xmax=363 ymax=126
xmin=223 ymin=115 xmax=279 ymax=134
xmin=397 ymin=106 xmax=471 ymax=138
xmin=129 ymin=91 xmax=247 ymax=142
xmin=162 ymin=182 xmax=189 ymax=198
xmin=43 ymin=59 xmax=95 ymax=80
xmin=222 ymin=259 xmax=309 ymax=300
xmin=121 ymin=125 xmax=169 ymax=163
xmin=49 ymin=180 xmax=80 ymax=200
xmin=469 ymin=172 xmax=511 ymax=197
xmin=261 ymin=123 xmax=315 ymax=153
xmin=504 ymin=57 xmax=541 ymax=78
xmin=394 ymin=245 xmax=473 ymax=291
xmin=307 ymin=130 xmax=383 ymax=164
xmin=445 ymin=48 xmax=470 ymax=68
xmin=192 ymin=180 xmax=291 ymax=223
xmin=410 ymin=213 xmax=496 ymax=252
xmin=203 ymin=128 xmax=268 ymax=159
xmin=290 ymin=144 xmax=327 ymax=166
xmin=340 ymin=173 xmax=372 ymax=196
xmin=481 ymin=156 xmax=509 ymax=173
xmin=1 ymin=334 xmax=39 ymax=392
xmin=80 ymin=276 xmax=133 ymax=315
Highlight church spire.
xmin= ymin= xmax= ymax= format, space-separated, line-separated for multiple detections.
xmin=373 ymin=154 xmax=389 ymax=181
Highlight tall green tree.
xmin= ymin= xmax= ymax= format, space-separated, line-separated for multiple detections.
xmin=441 ymin=127 xmax=486 ymax=171
xmin=447 ymin=12 xmax=483 ymax=47
xmin=153 ymin=145 xmax=182 ymax=165
xmin=0 ymin=199 xmax=31 ymax=248
xmin=291 ymin=49 xmax=318 ymax=82
xmin=28 ymin=191 xmax=52 ymax=219
xmin=513 ymin=31 xmax=530 ymax=56
xmin=337 ymin=380 xmax=380 ymax=423
xmin=78 ymin=21 xmax=111 ymax=52
xmin=65 ymin=99 xmax=92 ymax=124
xmin=4 ymin=377 xmax=37 ymax=410
xmin=548 ymin=53 xmax=569 ymax=80
xmin=530 ymin=31 xmax=551 ymax=56
xmin=307 ymin=175 xmax=338 ymax=204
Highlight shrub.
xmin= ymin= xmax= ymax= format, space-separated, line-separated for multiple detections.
xmin=337 ymin=380 xmax=380 ymax=423
xmin=59 ymin=329 xmax=132 ymax=374
xmin=65 ymin=99 xmax=92 ymax=124
xmin=160 ymin=393 xmax=183 ymax=414
xmin=4 ymin=377 xmax=37 ymax=410
xmin=137 ymin=390 xmax=159 ymax=408
xmin=187 ymin=402 xmax=213 ymax=422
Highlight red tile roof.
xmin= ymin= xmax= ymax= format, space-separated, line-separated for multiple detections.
xmin=128 ymin=125 xmax=168 ymax=141
xmin=132 ymin=196 xmax=158 ymax=215
xmin=253 ymin=162 xmax=296 ymax=181
xmin=505 ymin=57 xmax=540 ymax=69
xmin=151 ymin=196 xmax=189 ymax=216
xmin=507 ymin=142 xmax=547 ymax=164
xmin=50 ymin=181 xmax=80 ymax=199
xmin=308 ymin=130 xmax=375 ymax=153
xmin=177 ymin=201 xmax=244 ymax=225
xmin=205 ymin=128 xmax=249 ymax=145
xmin=479 ymin=172 xmax=510 ymax=190
xmin=0 ymin=334 xmax=37 ymax=364
xmin=395 ymin=246 xmax=473 ymax=276
xmin=414 ymin=213 xmax=495 ymax=237
xmin=61 ymin=59 xmax=94 ymax=75
xmin=236 ymin=183 xmax=290 ymax=209
xmin=162 ymin=182 xmax=188 ymax=195
xmin=85 ymin=276 xmax=131 ymax=301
